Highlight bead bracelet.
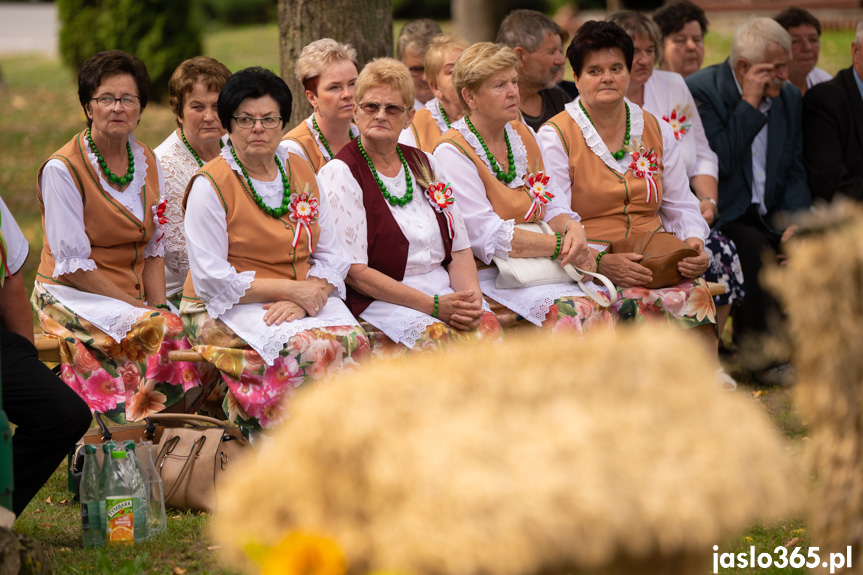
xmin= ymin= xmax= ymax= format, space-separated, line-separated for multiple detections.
xmin=155 ymin=304 xmax=170 ymax=311
xmin=432 ymin=294 xmax=440 ymax=318
xmin=550 ymin=233 xmax=563 ymax=260
xmin=595 ymin=250 xmax=606 ymax=270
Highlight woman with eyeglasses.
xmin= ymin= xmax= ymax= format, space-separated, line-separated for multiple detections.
xmin=319 ymin=58 xmax=501 ymax=358
xmin=432 ymin=43 xmax=613 ymax=333
xmin=180 ymin=67 xmax=369 ymax=430
xmin=33 ymin=50 xmax=204 ymax=422
xmin=280 ymin=39 xmax=359 ymax=173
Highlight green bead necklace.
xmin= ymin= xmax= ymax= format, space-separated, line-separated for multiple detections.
xmin=438 ymin=102 xmax=451 ymax=129
xmin=578 ymin=100 xmax=631 ymax=161
xmin=357 ymin=138 xmax=413 ymax=207
xmin=312 ymin=114 xmax=354 ymax=159
xmin=180 ymin=128 xmax=203 ymax=167
xmin=86 ymin=129 xmax=135 ymax=186
xmin=230 ymin=147 xmax=291 ymax=218
xmin=464 ymin=117 xmax=516 ymax=183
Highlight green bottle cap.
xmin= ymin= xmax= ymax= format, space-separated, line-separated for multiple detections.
xmin=84 ymin=444 xmax=97 ymax=455
xmin=110 ymin=450 xmax=127 ymax=459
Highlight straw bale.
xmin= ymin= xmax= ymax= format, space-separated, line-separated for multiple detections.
xmin=764 ymin=200 xmax=863 ymax=574
xmin=212 ymin=326 xmax=801 ymax=575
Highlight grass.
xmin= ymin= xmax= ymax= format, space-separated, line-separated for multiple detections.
xmin=0 ymin=20 xmax=850 ymax=575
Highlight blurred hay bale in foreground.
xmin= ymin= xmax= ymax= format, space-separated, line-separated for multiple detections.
xmin=765 ymin=200 xmax=863 ymax=574
xmin=213 ymin=326 xmax=801 ymax=575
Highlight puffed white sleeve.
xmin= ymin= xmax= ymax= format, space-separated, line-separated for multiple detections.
xmin=433 ymin=142 xmax=513 ymax=264
xmin=143 ymin=157 xmax=166 ymax=259
xmin=39 ymin=159 xmax=97 ymax=277
xmin=657 ymin=121 xmax=711 ymax=241
xmin=306 ymin=174 xmax=349 ymax=299
xmin=316 ymin=159 xmax=369 ymax=266
xmin=680 ymin=80 xmax=719 ymax=180
xmin=398 ymin=125 xmax=417 ymax=147
xmin=278 ymin=139 xmax=308 ymax=163
xmin=183 ymin=175 xmax=255 ymax=318
xmin=0 ymin=196 xmax=29 ymax=276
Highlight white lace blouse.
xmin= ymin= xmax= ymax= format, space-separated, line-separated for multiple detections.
xmin=643 ymin=70 xmax=718 ymax=180
xmin=433 ymin=118 xmax=578 ymax=265
xmin=278 ymin=115 xmax=360 ymax=167
xmin=537 ymin=98 xmax=709 ymax=247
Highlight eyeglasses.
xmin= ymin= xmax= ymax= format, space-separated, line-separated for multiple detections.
xmin=408 ymin=65 xmax=425 ymax=77
xmin=357 ymin=102 xmax=409 ymax=117
xmin=90 ymin=95 xmax=141 ymax=110
xmin=232 ymin=116 xmax=283 ymax=129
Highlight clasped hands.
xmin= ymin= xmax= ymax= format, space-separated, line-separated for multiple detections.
xmin=596 ymin=237 xmax=709 ymax=288
xmin=262 ymin=281 xmax=329 ymax=326
xmin=434 ymin=290 xmax=484 ymax=331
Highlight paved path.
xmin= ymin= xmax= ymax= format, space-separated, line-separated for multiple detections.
xmin=0 ymin=3 xmax=57 ymax=56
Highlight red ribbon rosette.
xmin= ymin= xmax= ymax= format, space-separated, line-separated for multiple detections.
xmin=153 ymin=199 xmax=168 ymax=243
xmin=524 ymin=171 xmax=554 ymax=221
xmin=288 ymin=191 xmax=319 ymax=253
xmin=425 ymin=182 xmax=456 ymax=240
xmin=662 ymin=106 xmax=692 ymax=141
xmin=629 ymin=148 xmax=660 ymax=204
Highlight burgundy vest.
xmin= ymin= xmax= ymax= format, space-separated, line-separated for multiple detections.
xmin=336 ymin=139 xmax=453 ymax=315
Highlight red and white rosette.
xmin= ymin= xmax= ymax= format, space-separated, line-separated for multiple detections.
xmin=524 ymin=171 xmax=554 ymax=221
xmin=288 ymin=191 xmax=319 ymax=253
xmin=425 ymin=182 xmax=456 ymax=239
xmin=629 ymin=148 xmax=660 ymax=204
xmin=152 ymin=198 xmax=168 ymax=244
xmin=662 ymin=105 xmax=692 ymax=141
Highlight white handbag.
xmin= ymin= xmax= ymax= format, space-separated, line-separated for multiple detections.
xmin=492 ymin=222 xmax=618 ymax=308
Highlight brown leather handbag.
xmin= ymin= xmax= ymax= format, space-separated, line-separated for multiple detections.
xmin=610 ymin=230 xmax=698 ymax=289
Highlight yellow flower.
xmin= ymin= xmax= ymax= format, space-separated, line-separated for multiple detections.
xmin=246 ymin=532 xmax=346 ymax=575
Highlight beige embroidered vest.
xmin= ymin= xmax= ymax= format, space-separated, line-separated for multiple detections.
xmin=181 ymin=153 xmax=320 ymax=300
xmin=408 ymin=107 xmax=445 ymax=153
xmin=282 ymin=122 xmax=326 ymax=174
xmin=36 ymin=131 xmax=160 ymax=301
xmin=544 ymin=108 xmax=666 ymax=248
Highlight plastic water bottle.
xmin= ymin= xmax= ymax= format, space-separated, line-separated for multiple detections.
xmin=134 ymin=440 xmax=167 ymax=536
xmin=103 ymin=447 xmax=140 ymax=545
xmin=122 ymin=441 xmax=149 ymax=542
xmin=79 ymin=444 xmax=104 ymax=548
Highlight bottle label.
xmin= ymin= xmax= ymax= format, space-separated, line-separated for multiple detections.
xmin=106 ymin=497 xmax=134 ymax=544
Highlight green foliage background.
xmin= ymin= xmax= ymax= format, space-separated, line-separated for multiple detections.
xmin=56 ymin=0 xmax=203 ymax=102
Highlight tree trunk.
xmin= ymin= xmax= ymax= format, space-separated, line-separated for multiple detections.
xmin=452 ymin=0 xmax=499 ymax=43
xmin=278 ymin=0 xmax=392 ymax=127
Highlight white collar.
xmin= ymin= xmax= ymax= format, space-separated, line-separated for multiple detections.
xmin=451 ymin=118 xmax=529 ymax=188
xmin=566 ymin=96 xmax=645 ymax=174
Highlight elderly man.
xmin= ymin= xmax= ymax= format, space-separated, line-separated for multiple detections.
xmin=774 ymin=7 xmax=832 ymax=95
xmin=397 ymin=19 xmax=443 ymax=111
xmin=803 ymin=20 xmax=863 ymax=202
xmin=686 ymin=18 xmax=811 ymax=357
xmin=496 ymin=9 xmax=570 ymax=131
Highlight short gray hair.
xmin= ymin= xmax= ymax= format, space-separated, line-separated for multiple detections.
xmin=496 ymin=9 xmax=560 ymax=53
xmin=397 ymin=19 xmax=443 ymax=61
xmin=856 ymin=20 xmax=863 ymax=45
xmin=730 ymin=17 xmax=792 ymax=65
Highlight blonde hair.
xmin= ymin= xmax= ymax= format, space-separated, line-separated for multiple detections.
xmin=424 ymin=34 xmax=470 ymax=88
xmin=452 ymin=42 xmax=518 ymax=113
xmin=294 ymin=38 xmax=358 ymax=94
xmin=730 ymin=17 xmax=792 ymax=65
xmin=354 ymin=58 xmax=415 ymax=108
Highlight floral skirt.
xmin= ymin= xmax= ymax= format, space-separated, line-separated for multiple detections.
xmin=703 ymin=230 xmax=746 ymax=308
xmin=182 ymin=310 xmax=370 ymax=430
xmin=361 ymin=311 xmax=503 ymax=359
xmin=487 ymin=295 xmax=615 ymax=334
xmin=32 ymin=286 xmax=203 ymax=423
xmin=611 ymin=277 xmax=716 ymax=329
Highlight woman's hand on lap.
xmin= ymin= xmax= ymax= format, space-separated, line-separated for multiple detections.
xmin=558 ymin=222 xmax=593 ymax=270
xmin=599 ymin=253 xmax=652 ymax=287
xmin=288 ymin=281 xmax=329 ymax=316
xmin=678 ymin=238 xmax=709 ymax=278
xmin=438 ymin=290 xmax=484 ymax=331
xmin=263 ymin=301 xmax=307 ymax=326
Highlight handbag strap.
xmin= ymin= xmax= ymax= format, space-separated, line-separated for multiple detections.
xmin=147 ymin=413 xmax=231 ymax=427
xmin=563 ymin=264 xmax=618 ymax=308
xmin=162 ymin=435 xmax=208 ymax=502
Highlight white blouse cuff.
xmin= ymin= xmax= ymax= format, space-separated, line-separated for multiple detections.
xmin=307 ymin=265 xmax=347 ymax=300
xmin=204 ymin=270 xmax=256 ymax=319
xmin=144 ymin=240 xmax=165 ymax=259
xmin=492 ymin=219 xmax=515 ymax=261
xmin=690 ymin=159 xmax=719 ymax=180
xmin=53 ymin=257 xmax=97 ymax=277
xmin=672 ymin=226 xmax=709 ymax=242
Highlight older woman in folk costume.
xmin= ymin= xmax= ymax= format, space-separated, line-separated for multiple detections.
xmin=319 ymin=59 xmax=501 ymax=358
xmin=433 ymin=42 xmax=613 ymax=333
xmin=33 ymin=50 xmax=203 ymax=423
xmin=280 ymin=39 xmax=360 ymax=174
xmin=398 ymin=34 xmax=469 ymax=152
xmin=537 ymin=22 xmax=733 ymax=387
xmin=181 ymin=67 xmax=368 ymax=431
xmin=154 ymin=56 xmax=231 ymax=308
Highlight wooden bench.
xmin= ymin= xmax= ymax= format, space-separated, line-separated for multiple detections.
xmin=34 ymin=281 xmax=728 ymax=365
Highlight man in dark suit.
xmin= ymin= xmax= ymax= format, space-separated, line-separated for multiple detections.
xmin=686 ymin=18 xmax=811 ymax=353
xmin=803 ymin=21 xmax=863 ymax=202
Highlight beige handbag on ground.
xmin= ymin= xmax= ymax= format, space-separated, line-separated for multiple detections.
xmin=153 ymin=413 xmax=253 ymax=512
xmin=492 ymin=222 xmax=618 ymax=307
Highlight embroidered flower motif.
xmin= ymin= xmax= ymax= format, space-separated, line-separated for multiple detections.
xmin=629 ymin=148 xmax=660 ymax=203
xmin=289 ymin=191 xmax=319 ymax=253
xmin=524 ymin=172 xmax=554 ymax=222
xmin=425 ymin=181 xmax=456 ymax=239
xmin=152 ymin=199 xmax=168 ymax=243
xmin=662 ymin=105 xmax=693 ymax=141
